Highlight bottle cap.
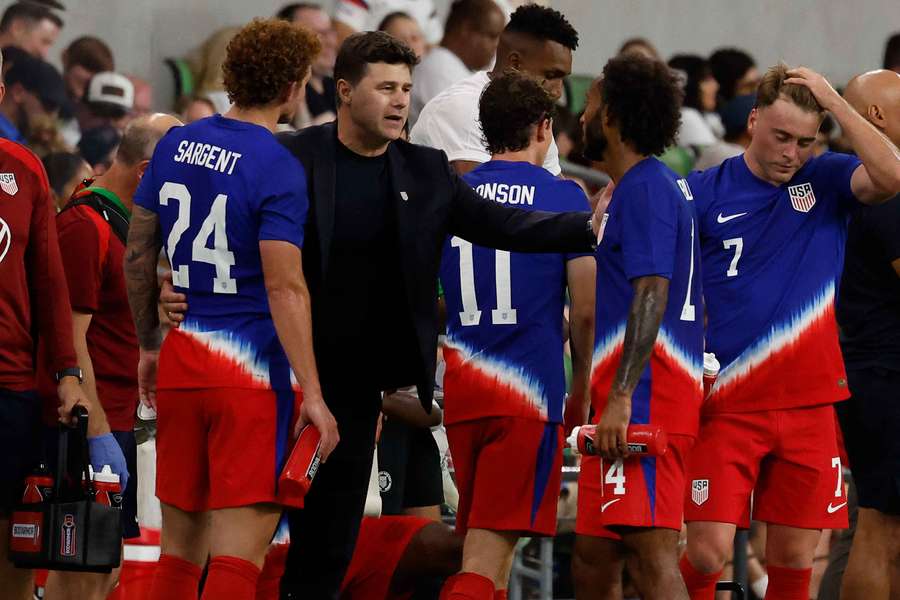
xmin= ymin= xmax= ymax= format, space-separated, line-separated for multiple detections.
xmin=93 ymin=464 xmax=120 ymax=484
xmin=566 ymin=427 xmax=580 ymax=454
xmin=703 ymin=352 xmax=720 ymax=376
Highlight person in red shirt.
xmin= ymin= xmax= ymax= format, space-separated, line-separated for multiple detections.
xmin=0 ymin=67 xmax=92 ymax=600
xmin=38 ymin=113 xmax=181 ymax=600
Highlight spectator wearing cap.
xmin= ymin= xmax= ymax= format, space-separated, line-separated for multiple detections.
xmin=0 ymin=46 xmax=68 ymax=145
xmin=76 ymin=71 xmax=134 ymax=136
xmin=694 ymin=93 xmax=754 ymax=170
xmin=0 ymin=2 xmax=62 ymax=60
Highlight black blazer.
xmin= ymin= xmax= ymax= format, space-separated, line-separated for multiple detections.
xmin=277 ymin=122 xmax=593 ymax=411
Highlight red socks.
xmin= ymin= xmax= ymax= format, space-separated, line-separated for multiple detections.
xmin=200 ymin=555 xmax=261 ymax=600
xmin=439 ymin=572 xmax=495 ymax=599
xmin=679 ymin=555 xmax=721 ymax=600
xmin=149 ymin=553 xmax=202 ymax=600
xmin=765 ymin=565 xmax=811 ymax=600
xmin=494 ymin=590 xmax=508 ymax=600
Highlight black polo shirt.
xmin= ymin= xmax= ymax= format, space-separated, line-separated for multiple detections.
xmin=838 ymin=195 xmax=900 ymax=372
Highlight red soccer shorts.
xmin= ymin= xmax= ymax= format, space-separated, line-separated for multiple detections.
xmin=447 ymin=417 xmax=563 ymax=536
xmin=683 ymin=404 xmax=849 ymax=529
xmin=576 ymin=434 xmax=694 ymax=536
xmin=156 ymin=386 xmax=300 ymax=512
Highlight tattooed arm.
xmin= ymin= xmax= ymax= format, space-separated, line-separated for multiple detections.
xmin=124 ymin=205 xmax=163 ymax=409
xmin=594 ymin=275 xmax=669 ymax=460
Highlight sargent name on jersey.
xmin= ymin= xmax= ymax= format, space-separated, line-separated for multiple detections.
xmin=173 ymin=140 xmax=243 ymax=175
xmin=475 ymin=182 xmax=535 ymax=205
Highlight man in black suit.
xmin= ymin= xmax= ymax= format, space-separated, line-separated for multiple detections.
xmin=164 ymin=31 xmax=603 ymax=599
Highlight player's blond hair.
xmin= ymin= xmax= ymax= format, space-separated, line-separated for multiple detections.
xmin=756 ymin=63 xmax=824 ymax=114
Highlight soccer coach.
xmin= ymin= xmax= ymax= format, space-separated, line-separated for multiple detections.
xmin=164 ymin=31 xmax=603 ymax=598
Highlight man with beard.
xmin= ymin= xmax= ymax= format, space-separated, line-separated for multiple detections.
xmin=0 ymin=46 xmax=67 ymax=144
xmin=123 ymin=20 xmax=339 ymax=600
xmin=570 ymin=54 xmax=703 ymax=600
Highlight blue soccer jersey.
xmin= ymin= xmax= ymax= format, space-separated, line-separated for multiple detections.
xmin=591 ymin=158 xmax=704 ymax=436
xmin=134 ymin=115 xmax=309 ymax=392
xmin=689 ymin=151 xmax=861 ymax=413
xmin=440 ymin=160 xmax=591 ymax=425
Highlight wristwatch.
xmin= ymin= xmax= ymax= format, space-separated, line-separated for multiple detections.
xmin=55 ymin=367 xmax=84 ymax=384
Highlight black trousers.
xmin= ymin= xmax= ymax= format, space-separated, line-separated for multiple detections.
xmin=280 ymin=386 xmax=381 ymax=599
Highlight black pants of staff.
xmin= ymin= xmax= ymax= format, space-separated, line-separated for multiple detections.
xmin=280 ymin=387 xmax=381 ymax=599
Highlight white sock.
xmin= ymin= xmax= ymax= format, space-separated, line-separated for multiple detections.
xmin=751 ymin=574 xmax=769 ymax=598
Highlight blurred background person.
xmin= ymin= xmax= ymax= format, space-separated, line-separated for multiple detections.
xmin=617 ymin=36 xmax=660 ymax=60
xmin=0 ymin=46 xmax=67 ymax=145
xmin=277 ymin=3 xmax=338 ymax=124
xmin=78 ymin=125 xmax=120 ymax=175
xmin=41 ymin=150 xmax=92 ymax=209
xmin=669 ymin=53 xmax=722 ymax=149
xmin=694 ymin=93 xmax=754 ymax=170
xmin=710 ymin=47 xmax=760 ymax=103
xmin=76 ymin=71 xmax=134 ymax=134
xmin=410 ymin=0 xmax=504 ymax=124
xmin=179 ymin=94 xmax=216 ymax=123
xmin=59 ymin=35 xmax=115 ymax=146
xmin=884 ymin=32 xmax=900 ymax=73
xmin=0 ymin=1 xmax=62 ymax=59
xmin=332 ymin=0 xmax=442 ymax=47
xmin=378 ymin=11 xmax=427 ymax=60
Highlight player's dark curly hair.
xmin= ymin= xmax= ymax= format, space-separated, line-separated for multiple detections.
xmin=479 ymin=71 xmax=556 ymax=155
xmin=601 ymin=54 xmax=682 ymax=156
xmin=506 ymin=4 xmax=579 ymax=51
xmin=222 ymin=18 xmax=321 ymax=108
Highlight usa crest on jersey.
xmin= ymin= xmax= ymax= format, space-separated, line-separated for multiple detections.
xmin=0 ymin=173 xmax=18 ymax=196
xmin=788 ymin=182 xmax=816 ymax=213
xmin=691 ymin=479 xmax=709 ymax=505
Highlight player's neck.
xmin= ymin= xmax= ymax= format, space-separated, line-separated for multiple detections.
xmin=224 ymin=105 xmax=280 ymax=133
xmin=605 ymin=145 xmax=646 ymax=183
xmin=492 ymin=146 xmax=545 ymax=167
xmin=337 ymin=112 xmax=390 ymax=157
xmin=743 ymin=148 xmax=781 ymax=186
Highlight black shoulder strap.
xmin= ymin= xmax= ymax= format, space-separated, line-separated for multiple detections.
xmin=61 ymin=192 xmax=130 ymax=246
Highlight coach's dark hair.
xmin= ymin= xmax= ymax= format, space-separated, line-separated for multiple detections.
xmin=0 ymin=2 xmax=63 ymax=32
xmin=333 ymin=31 xmax=418 ymax=105
xmin=600 ymin=54 xmax=682 ymax=156
xmin=479 ymin=71 xmax=555 ymax=155
xmin=505 ymin=4 xmax=578 ymax=51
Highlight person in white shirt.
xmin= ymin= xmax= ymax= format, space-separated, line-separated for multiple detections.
xmin=409 ymin=0 xmax=504 ymax=125
xmin=411 ymin=3 xmax=578 ymax=177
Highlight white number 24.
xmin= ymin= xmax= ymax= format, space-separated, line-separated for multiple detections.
xmin=159 ymin=181 xmax=236 ymax=294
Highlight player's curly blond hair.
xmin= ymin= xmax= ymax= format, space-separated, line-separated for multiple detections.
xmin=222 ymin=18 xmax=321 ymax=108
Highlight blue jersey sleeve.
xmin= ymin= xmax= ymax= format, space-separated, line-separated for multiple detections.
xmin=257 ymin=156 xmax=308 ymax=248
xmin=559 ymin=181 xmax=592 ymax=261
xmin=817 ymin=151 xmax=862 ymax=212
xmin=619 ymin=181 xmax=677 ymax=281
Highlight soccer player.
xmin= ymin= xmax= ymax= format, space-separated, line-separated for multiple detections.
xmin=680 ymin=65 xmax=900 ymax=600
xmin=571 ymin=55 xmax=703 ymax=600
xmin=438 ymin=71 xmax=596 ymax=599
xmin=123 ymin=20 xmax=338 ymax=600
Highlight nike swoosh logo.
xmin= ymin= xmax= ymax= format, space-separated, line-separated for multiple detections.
xmin=601 ymin=498 xmax=621 ymax=512
xmin=717 ymin=212 xmax=748 ymax=223
xmin=827 ymin=502 xmax=847 ymax=514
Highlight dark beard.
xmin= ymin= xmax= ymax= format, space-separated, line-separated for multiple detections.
xmin=582 ymin=117 xmax=608 ymax=162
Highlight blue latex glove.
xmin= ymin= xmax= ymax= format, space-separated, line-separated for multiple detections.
xmin=88 ymin=433 xmax=130 ymax=493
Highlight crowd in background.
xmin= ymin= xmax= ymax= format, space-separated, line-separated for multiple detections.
xmin=2 ymin=1 xmax=900 ymax=599
xmin=1 ymin=0 xmax=898 ymax=204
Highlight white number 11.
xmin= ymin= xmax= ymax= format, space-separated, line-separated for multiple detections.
xmin=450 ymin=236 xmax=517 ymax=327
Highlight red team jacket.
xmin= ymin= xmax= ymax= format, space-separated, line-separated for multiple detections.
xmin=0 ymin=139 xmax=75 ymax=390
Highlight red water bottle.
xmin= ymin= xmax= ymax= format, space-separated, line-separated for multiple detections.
xmin=93 ymin=465 xmax=122 ymax=508
xmin=276 ymin=425 xmax=322 ymax=509
xmin=567 ymin=424 xmax=668 ymax=457
xmin=9 ymin=467 xmax=53 ymax=554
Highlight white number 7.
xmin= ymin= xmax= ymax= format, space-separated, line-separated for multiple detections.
xmin=724 ymin=237 xmax=743 ymax=277
xmin=831 ymin=456 xmax=843 ymax=498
